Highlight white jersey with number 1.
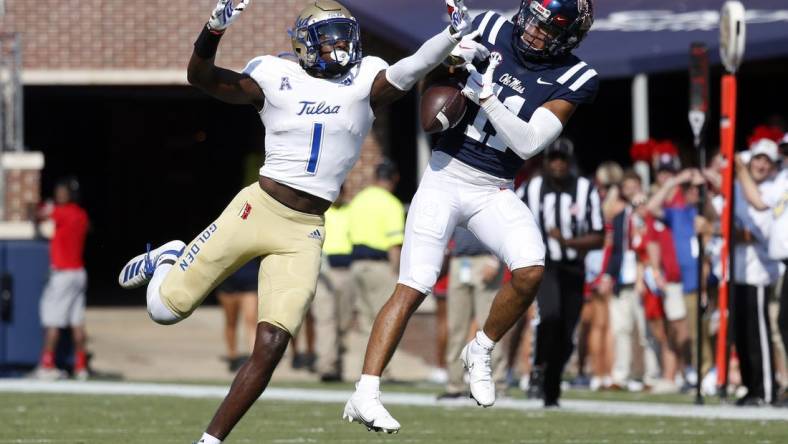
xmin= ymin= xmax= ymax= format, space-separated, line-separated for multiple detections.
xmin=243 ymin=55 xmax=389 ymax=202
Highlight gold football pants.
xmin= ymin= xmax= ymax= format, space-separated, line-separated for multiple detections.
xmin=160 ymin=182 xmax=325 ymax=336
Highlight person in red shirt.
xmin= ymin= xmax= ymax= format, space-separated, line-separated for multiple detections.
xmin=647 ymin=155 xmax=694 ymax=390
xmin=35 ymin=178 xmax=90 ymax=380
xmin=631 ymin=199 xmax=687 ymax=393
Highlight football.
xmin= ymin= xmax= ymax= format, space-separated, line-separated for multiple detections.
xmin=420 ymin=83 xmax=468 ymax=134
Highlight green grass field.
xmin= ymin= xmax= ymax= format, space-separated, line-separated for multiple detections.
xmin=2 ymin=392 xmax=787 ymax=444
xmin=262 ymin=380 xmax=718 ymax=405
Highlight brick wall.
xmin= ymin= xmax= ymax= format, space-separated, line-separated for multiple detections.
xmin=1 ymin=152 xmax=44 ymax=222
xmin=1 ymin=0 xmax=304 ymax=71
xmin=2 ymin=0 xmax=399 ymax=198
xmin=3 ymin=169 xmax=40 ymax=221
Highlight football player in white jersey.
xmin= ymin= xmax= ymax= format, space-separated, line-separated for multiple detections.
xmin=344 ymin=0 xmax=598 ymax=433
xmin=116 ymin=1 xmax=482 ymax=442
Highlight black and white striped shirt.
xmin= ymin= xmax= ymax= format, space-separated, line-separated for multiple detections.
xmin=517 ymin=175 xmax=604 ymax=263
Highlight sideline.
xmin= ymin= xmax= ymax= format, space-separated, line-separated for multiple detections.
xmin=1 ymin=379 xmax=787 ymax=422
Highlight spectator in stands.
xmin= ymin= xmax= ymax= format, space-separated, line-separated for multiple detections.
xmin=584 ymin=245 xmax=614 ymax=391
xmin=313 ymin=186 xmax=355 ymax=382
xmin=35 ymin=178 xmax=90 ymax=380
xmin=634 ymin=191 xmax=684 ymax=393
xmin=740 ymin=127 xmax=788 ymax=391
xmin=646 ymin=160 xmax=703 ymax=389
xmin=216 ymin=260 xmax=259 ymax=372
xmin=519 ymin=138 xmax=604 ymax=406
xmin=581 ymin=161 xmax=624 ymax=391
xmin=595 ymin=161 xmax=626 ymax=222
xmin=347 ymin=159 xmax=405 ymax=336
xmin=605 ymin=171 xmax=658 ymax=391
xmin=438 ymin=227 xmax=505 ymax=400
xmin=775 ymin=134 xmax=788 ymax=401
xmin=733 ymin=138 xmax=783 ymax=405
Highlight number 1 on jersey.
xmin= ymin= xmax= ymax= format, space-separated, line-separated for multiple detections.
xmin=306 ymin=122 xmax=324 ymax=175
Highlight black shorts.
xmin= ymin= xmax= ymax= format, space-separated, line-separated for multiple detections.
xmin=217 ymin=259 xmax=259 ymax=294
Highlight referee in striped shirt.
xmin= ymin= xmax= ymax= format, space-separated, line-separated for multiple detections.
xmin=517 ymin=138 xmax=604 ymax=407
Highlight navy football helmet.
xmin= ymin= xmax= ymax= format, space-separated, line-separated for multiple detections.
xmin=512 ymin=0 xmax=594 ymax=62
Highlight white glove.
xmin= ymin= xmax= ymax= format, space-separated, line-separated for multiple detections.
xmin=461 ymin=52 xmax=503 ymax=105
xmin=447 ymin=30 xmax=490 ymax=67
xmin=207 ymin=0 xmax=250 ymax=33
xmin=446 ymin=0 xmax=473 ymax=39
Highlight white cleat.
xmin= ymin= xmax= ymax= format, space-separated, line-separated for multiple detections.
xmin=118 ymin=240 xmax=185 ymax=289
xmin=342 ymin=389 xmax=401 ymax=434
xmin=460 ymin=341 xmax=495 ymax=407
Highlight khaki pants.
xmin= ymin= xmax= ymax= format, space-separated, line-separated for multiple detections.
xmin=610 ymin=286 xmax=659 ymax=384
xmin=312 ymin=264 xmax=355 ymax=375
xmin=445 ymin=255 xmax=508 ymax=394
xmin=351 ymin=259 xmax=397 ymax=335
xmin=684 ymin=292 xmax=713 ymax=376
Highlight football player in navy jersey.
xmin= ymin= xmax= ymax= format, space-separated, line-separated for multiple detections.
xmin=345 ymin=0 xmax=597 ymax=431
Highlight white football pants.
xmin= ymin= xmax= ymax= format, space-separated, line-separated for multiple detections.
xmin=398 ymin=151 xmax=545 ymax=294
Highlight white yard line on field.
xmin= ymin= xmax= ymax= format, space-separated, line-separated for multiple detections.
xmin=1 ymin=379 xmax=786 ymax=422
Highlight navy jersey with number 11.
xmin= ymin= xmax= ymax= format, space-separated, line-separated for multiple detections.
xmin=436 ymin=11 xmax=599 ymax=180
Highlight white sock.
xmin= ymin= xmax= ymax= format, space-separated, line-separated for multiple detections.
xmin=472 ymin=330 xmax=496 ymax=353
xmin=146 ymin=262 xmax=181 ymax=325
xmin=357 ymin=374 xmax=380 ymax=393
xmin=198 ymin=433 xmax=221 ymax=444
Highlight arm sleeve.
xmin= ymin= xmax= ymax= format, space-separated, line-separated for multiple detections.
xmin=479 ymin=98 xmax=564 ymax=160
xmin=385 ymin=26 xmax=458 ymax=92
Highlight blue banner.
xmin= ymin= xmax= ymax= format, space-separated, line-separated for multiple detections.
xmin=342 ymin=0 xmax=788 ymax=78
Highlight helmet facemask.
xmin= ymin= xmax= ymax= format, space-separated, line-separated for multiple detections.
xmin=513 ymin=0 xmax=593 ymax=63
xmin=291 ymin=17 xmax=362 ymax=78
xmin=518 ymin=14 xmax=562 ymax=57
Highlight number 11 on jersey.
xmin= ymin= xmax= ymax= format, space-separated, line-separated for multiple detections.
xmin=464 ymin=90 xmax=525 ymax=153
xmin=306 ymin=122 xmax=324 ymax=175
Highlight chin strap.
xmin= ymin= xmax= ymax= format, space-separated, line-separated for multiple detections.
xmin=308 ymin=61 xmax=352 ymax=79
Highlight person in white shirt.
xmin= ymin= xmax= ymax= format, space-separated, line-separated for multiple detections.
xmin=737 ymin=135 xmax=788 ymax=403
xmin=732 ymin=138 xmax=782 ymax=406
